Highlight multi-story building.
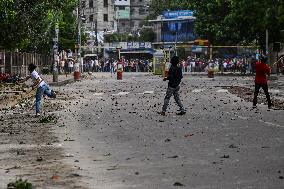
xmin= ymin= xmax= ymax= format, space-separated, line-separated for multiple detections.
xmin=114 ymin=0 xmax=131 ymax=33
xmin=83 ymin=0 xmax=151 ymax=33
xmin=129 ymin=0 xmax=151 ymax=33
xmin=84 ymin=0 xmax=115 ymax=32
xmin=82 ymin=0 xmax=151 ymax=56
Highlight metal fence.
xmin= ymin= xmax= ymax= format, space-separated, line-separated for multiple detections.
xmin=0 ymin=51 xmax=53 ymax=76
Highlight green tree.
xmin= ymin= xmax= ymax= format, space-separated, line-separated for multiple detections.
xmin=193 ymin=0 xmax=240 ymax=45
xmin=148 ymin=0 xmax=284 ymax=51
xmin=139 ymin=28 xmax=156 ymax=42
xmin=227 ymin=0 xmax=284 ymax=50
xmin=58 ymin=0 xmax=78 ymax=51
xmin=0 ymin=0 xmax=78 ymax=53
xmin=148 ymin=0 xmax=193 ymax=19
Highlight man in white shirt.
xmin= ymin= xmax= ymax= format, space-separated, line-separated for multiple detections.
xmin=17 ymin=64 xmax=56 ymax=116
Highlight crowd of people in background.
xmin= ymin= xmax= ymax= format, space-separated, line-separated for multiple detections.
xmin=83 ymin=58 xmax=153 ymax=73
xmin=81 ymin=56 xmax=259 ymax=75
xmin=180 ymin=56 xmax=258 ymax=74
xmin=55 ymin=49 xmax=282 ymax=75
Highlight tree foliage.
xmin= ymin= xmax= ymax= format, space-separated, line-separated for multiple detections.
xmin=148 ymin=0 xmax=193 ymax=19
xmin=148 ymin=0 xmax=284 ymax=50
xmin=0 ymin=0 xmax=78 ymax=53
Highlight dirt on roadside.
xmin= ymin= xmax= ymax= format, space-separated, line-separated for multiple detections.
xmin=0 ymin=91 xmax=87 ymax=188
xmin=224 ymin=86 xmax=284 ymax=110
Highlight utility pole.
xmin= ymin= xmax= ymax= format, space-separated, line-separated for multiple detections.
xmin=266 ymin=29 xmax=269 ymax=55
xmin=95 ymin=18 xmax=99 ymax=59
xmin=175 ymin=31 xmax=178 ymax=56
xmin=74 ymin=0 xmax=82 ymax=80
xmin=53 ymin=17 xmax=59 ymax=82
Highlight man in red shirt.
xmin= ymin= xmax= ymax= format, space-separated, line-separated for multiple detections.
xmin=253 ymin=55 xmax=272 ymax=108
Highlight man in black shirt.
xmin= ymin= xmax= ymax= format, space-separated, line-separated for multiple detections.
xmin=159 ymin=56 xmax=186 ymax=116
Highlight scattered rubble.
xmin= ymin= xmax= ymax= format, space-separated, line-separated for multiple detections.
xmin=223 ymin=86 xmax=284 ymax=110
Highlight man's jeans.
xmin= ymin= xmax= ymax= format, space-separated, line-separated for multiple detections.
xmin=253 ymin=83 xmax=272 ymax=107
xmin=162 ymin=86 xmax=185 ymax=112
xmin=35 ymin=84 xmax=52 ymax=113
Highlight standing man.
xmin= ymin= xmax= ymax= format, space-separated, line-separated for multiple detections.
xmin=159 ymin=56 xmax=186 ymax=116
xmin=253 ymin=55 xmax=273 ymax=109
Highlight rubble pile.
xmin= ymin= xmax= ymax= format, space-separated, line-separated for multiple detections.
xmin=0 ymin=83 xmax=32 ymax=110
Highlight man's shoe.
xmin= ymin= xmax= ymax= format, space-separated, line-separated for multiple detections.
xmin=252 ymin=105 xmax=257 ymax=109
xmin=176 ymin=111 xmax=186 ymax=115
xmin=158 ymin=111 xmax=166 ymax=116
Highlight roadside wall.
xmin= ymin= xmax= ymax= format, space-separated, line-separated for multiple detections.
xmin=0 ymin=51 xmax=53 ymax=76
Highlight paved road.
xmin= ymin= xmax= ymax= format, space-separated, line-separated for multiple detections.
xmin=55 ymin=73 xmax=284 ymax=189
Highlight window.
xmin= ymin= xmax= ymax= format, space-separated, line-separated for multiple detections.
xmin=104 ymin=0 xmax=108 ymax=7
xmin=139 ymin=8 xmax=145 ymax=15
xmin=103 ymin=14 xmax=108 ymax=22
xmin=89 ymin=14 xmax=93 ymax=22
xmin=89 ymin=0 xmax=93 ymax=8
xmin=130 ymin=8 xmax=135 ymax=15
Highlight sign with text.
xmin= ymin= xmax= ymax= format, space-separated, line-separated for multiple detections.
xmin=162 ymin=10 xmax=193 ymax=19
xmin=105 ymin=42 xmax=152 ymax=50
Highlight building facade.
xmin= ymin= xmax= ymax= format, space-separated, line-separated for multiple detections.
xmin=84 ymin=0 xmax=115 ymax=32
xmin=83 ymin=0 xmax=151 ymax=33
xmin=82 ymin=0 xmax=151 ymax=55
xmin=149 ymin=10 xmax=196 ymax=48
xmin=129 ymin=0 xmax=151 ymax=33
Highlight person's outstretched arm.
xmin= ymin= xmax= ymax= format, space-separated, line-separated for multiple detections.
xmin=17 ymin=75 xmax=31 ymax=84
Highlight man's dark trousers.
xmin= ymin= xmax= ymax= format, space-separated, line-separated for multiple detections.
xmin=253 ymin=83 xmax=272 ymax=107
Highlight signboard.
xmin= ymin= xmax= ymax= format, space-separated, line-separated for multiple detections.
xmin=105 ymin=42 xmax=152 ymax=50
xmin=127 ymin=42 xmax=133 ymax=49
xmin=117 ymin=7 xmax=130 ymax=19
xmin=162 ymin=10 xmax=193 ymax=19
xmin=127 ymin=42 xmax=151 ymax=49
xmin=139 ymin=42 xmax=145 ymax=48
xmin=114 ymin=0 xmax=130 ymax=6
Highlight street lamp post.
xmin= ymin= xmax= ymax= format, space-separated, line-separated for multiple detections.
xmin=53 ymin=19 xmax=59 ymax=82
xmin=74 ymin=0 xmax=82 ymax=80
xmin=95 ymin=18 xmax=99 ymax=60
xmin=175 ymin=31 xmax=178 ymax=56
